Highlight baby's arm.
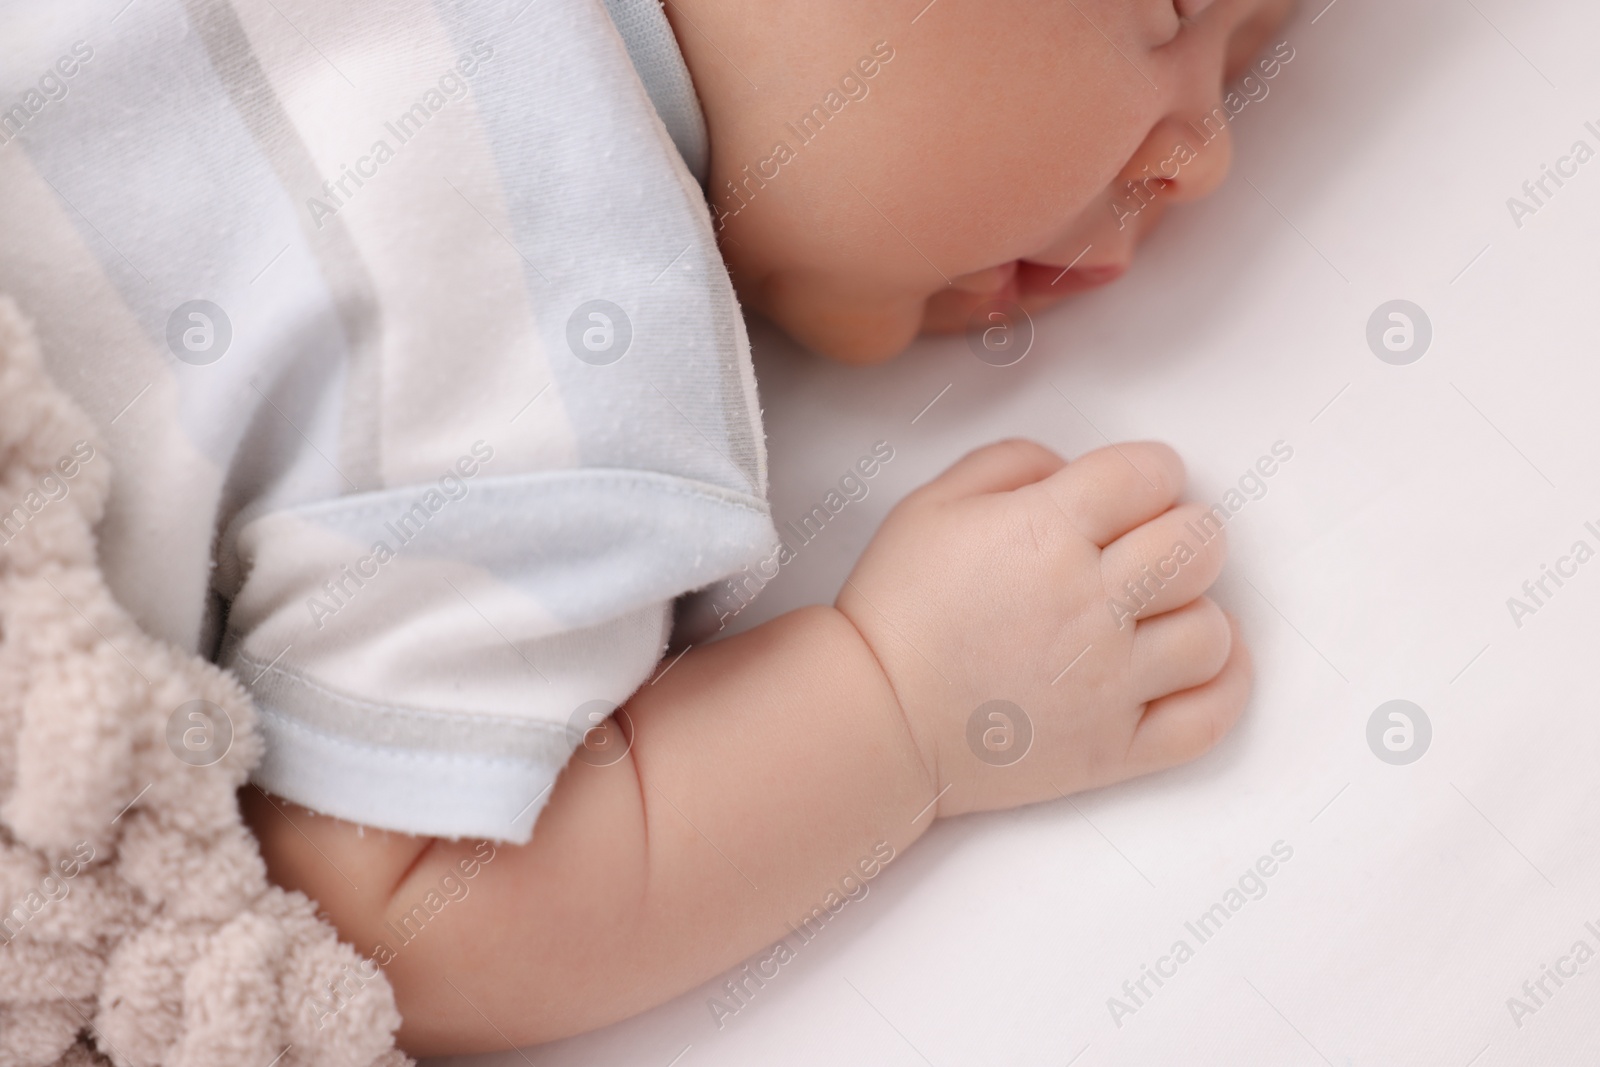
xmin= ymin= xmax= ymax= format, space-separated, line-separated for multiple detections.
xmin=246 ymin=440 xmax=1250 ymax=1056
xmin=250 ymin=604 xmax=928 ymax=1054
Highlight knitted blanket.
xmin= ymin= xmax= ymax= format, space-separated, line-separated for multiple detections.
xmin=0 ymin=298 xmax=409 ymax=1067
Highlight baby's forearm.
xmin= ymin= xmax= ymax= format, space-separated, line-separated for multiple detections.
xmin=248 ymin=605 xmax=935 ymax=1055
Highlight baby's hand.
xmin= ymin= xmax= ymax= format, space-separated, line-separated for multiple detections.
xmin=838 ymin=440 xmax=1249 ymax=818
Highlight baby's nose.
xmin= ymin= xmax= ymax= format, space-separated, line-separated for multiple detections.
xmin=1117 ymin=114 xmax=1235 ymax=208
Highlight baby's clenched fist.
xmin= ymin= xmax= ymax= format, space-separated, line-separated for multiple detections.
xmin=836 ymin=439 xmax=1251 ymax=818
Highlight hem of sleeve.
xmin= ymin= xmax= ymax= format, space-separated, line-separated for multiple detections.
xmin=249 ymin=705 xmax=558 ymax=844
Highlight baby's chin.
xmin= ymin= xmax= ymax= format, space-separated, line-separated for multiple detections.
xmin=919 ymin=260 xmax=1127 ymax=336
xmin=800 ymin=311 xmax=925 ymax=365
xmin=765 ymin=263 xmax=1128 ymax=365
xmin=754 ymin=278 xmax=927 ymax=365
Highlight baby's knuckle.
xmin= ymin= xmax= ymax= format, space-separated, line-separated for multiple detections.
xmin=1011 ymin=497 xmax=1071 ymax=559
xmin=1133 ymin=442 xmax=1184 ymax=497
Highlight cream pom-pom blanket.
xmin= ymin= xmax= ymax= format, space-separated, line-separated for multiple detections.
xmin=0 ymin=298 xmax=409 ymax=1067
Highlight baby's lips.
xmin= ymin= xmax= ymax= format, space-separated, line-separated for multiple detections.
xmin=1015 ymin=260 xmax=1126 ymax=298
xmin=948 ymin=259 xmax=1020 ymax=296
xmin=1176 ymin=0 xmax=1218 ymax=16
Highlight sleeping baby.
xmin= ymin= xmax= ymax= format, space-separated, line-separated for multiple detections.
xmin=0 ymin=0 xmax=1291 ymax=1053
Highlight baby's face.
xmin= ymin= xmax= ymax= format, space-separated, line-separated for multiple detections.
xmin=671 ymin=0 xmax=1296 ymax=362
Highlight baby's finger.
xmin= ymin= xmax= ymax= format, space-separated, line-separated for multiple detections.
xmin=1129 ymin=597 xmax=1233 ymax=704
xmin=915 ymin=439 xmax=1065 ymax=502
xmin=1036 ymin=442 xmax=1185 ymax=546
xmin=1100 ymin=501 xmax=1228 ymax=622
xmin=1125 ymin=614 xmax=1252 ymax=776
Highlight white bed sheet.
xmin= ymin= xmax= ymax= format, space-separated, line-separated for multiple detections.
xmin=444 ymin=1 xmax=1600 ymax=1063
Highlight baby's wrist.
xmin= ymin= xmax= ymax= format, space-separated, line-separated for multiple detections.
xmin=824 ymin=602 xmax=943 ymax=816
